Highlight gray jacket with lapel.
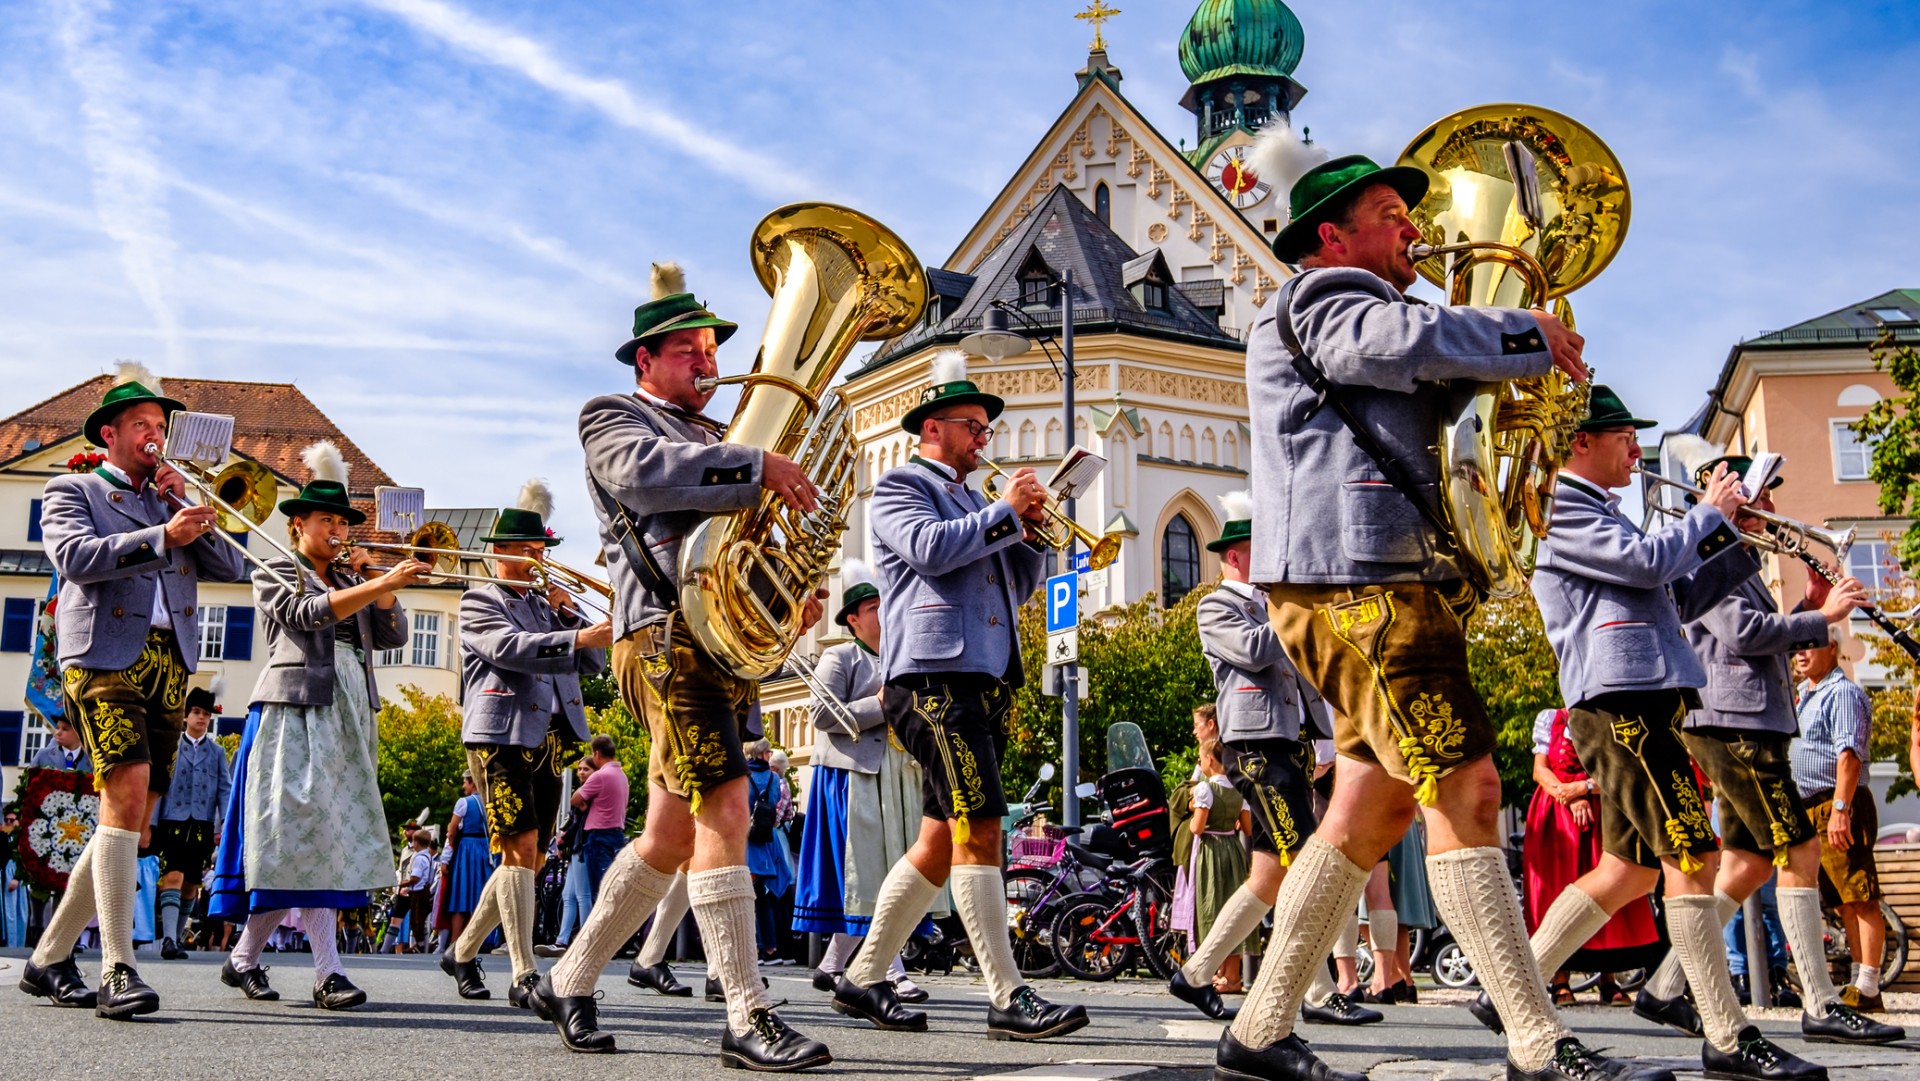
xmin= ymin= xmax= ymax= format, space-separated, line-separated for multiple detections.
xmin=808 ymin=641 xmax=887 ymax=774
xmin=1532 ymin=475 xmax=1758 ymax=708
xmin=1246 ymin=267 xmax=1555 ymax=585
xmin=1682 ymin=574 xmax=1829 ymax=735
xmin=869 ymin=460 xmax=1047 ymax=686
xmin=1196 ymin=582 xmax=1329 ymax=744
xmin=579 ymin=392 xmax=763 ymax=640
xmin=459 ymin=582 xmax=607 ymax=748
xmin=250 ymin=555 xmax=407 ymax=707
xmin=40 ymin=470 xmax=247 ymax=673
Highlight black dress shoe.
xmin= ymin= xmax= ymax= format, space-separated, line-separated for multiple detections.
xmin=220 ymin=958 xmax=280 ymax=1001
xmin=313 ymin=972 xmax=367 ymax=1010
xmin=96 ymin=963 xmax=160 ymax=1020
xmin=1801 ymin=1002 xmax=1904 ymax=1045
xmin=1389 ymin=980 xmax=1418 ymax=1005
xmin=1468 ymin=990 xmax=1505 ymax=1034
xmin=892 ymin=979 xmax=930 ymax=1004
xmin=986 ymin=986 xmax=1088 ymax=1041
xmin=810 ymin=968 xmax=837 ymax=993
xmin=440 ymin=951 xmax=491 ymax=1000
xmin=1767 ymin=969 xmax=1800 ymax=1010
xmin=1214 ymin=1027 xmax=1365 ymax=1081
xmin=1632 ymin=989 xmax=1702 ymax=1038
xmin=1511 ymin=1037 xmax=1676 ymax=1081
xmin=629 ymin=960 xmax=693 ymax=997
xmin=1701 ymin=1026 xmax=1827 ymax=1081
xmin=530 ymin=974 xmax=615 ymax=1053
xmin=1732 ymin=973 xmax=1752 ymax=1007
xmin=160 ymin=937 xmax=185 ymax=960
xmin=508 ymin=971 xmax=540 ymax=1009
xmin=1170 ymin=967 xmax=1237 ymax=1020
xmin=708 ymin=976 xmax=727 ymax=1002
xmin=18 ymin=957 xmax=96 ymax=1008
xmin=720 ymin=1007 xmax=833 ymax=1072
xmin=830 ymin=975 xmax=927 ymax=1031
xmin=1301 ymin=992 xmax=1382 ymax=1026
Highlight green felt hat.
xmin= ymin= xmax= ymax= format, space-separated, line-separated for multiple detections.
xmin=84 ymin=380 xmax=185 ymax=447
xmin=480 ymin=507 xmax=561 ymax=548
xmin=901 ymin=354 xmax=1005 ymax=435
xmin=834 ymin=582 xmax=880 ymax=627
xmin=278 ymin=480 xmax=365 ymax=526
xmin=1272 ymin=154 xmax=1430 ymax=264
xmin=1578 ymin=384 xmax=1659 ymax=431
xmin=615 ymin=264 xmax=738 ymax=366
xmin=1693 ymin=455 xmax=1783 ymax=491
xmin=1205 ymin=518 xmax=1252 ymax=553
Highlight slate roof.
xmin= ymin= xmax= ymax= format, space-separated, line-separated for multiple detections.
xmin=1742 ymin=288 xmax=1920 ymax=348
xmin=861 ymin=185 xmax=1239 ymax=373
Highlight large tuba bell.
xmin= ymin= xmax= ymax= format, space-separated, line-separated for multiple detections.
xmin=1396 ymin=103 xmax=1630 ymax=599
xmin=679 ymin=203 xmax=927 ymax=679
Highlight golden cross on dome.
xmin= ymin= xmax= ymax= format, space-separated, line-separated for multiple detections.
xmin=1075 ymin=0 xmax=1121 ymax=52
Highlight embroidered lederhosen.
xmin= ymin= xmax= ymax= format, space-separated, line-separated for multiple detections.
xmin=1565 ymin=690 xmax=1718 ymax=871
xmin=1680 ymin=728 xmax=1815 ymax=864
xmin=612 ymin=618 xmax=754 ymax=816
xmin=883 ymin=671 xmax=1010 ymax=844
xmin=65 ymin=627 xmax=190 ymax=793
xmin=467 ymin=723 xmax=580 ymax=851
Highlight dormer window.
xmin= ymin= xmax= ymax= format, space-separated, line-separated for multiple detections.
xmin=1141 ymin=281 xmax=1167 ymax=311
xmin=1122 ymin=250 xmax=1173 ymax=313
xmin=1016 ymin=250 xmax=1056 ymax=309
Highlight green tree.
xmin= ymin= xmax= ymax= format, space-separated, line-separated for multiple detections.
xmin=1464 ymin=593 xmax=1564 ymax=808
xmin=584 ymin=698 xmax=652 ymax=833
xmin=373 ymin=685 xmax=467 ymax=837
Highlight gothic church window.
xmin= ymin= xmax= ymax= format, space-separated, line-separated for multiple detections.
xmin=1163 ymin=515 xmax=1200 ymax=605
xmin=1094 ymin=182 xmax=1111 ymax=224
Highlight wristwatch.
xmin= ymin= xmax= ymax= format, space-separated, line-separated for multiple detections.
xmin=1833 ymin=797 xmax=1849 ymax=812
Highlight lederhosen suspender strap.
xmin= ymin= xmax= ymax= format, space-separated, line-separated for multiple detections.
xmin=586 ymin=396 xmax=697 ymax=616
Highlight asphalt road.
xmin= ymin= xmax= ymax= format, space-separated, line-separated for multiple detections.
xmin=3 ymin=950 xmax=1918 ymax=1080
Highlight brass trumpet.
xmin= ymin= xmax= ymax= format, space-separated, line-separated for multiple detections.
xmin=1633 ymin=466 xmax=1855 ymax=559
xmin=979 ymin=457 xmax=1123 ymax=570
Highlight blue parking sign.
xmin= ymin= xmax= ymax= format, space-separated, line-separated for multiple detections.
xmin=1045 ymin=572 xmax=1078 ymax=634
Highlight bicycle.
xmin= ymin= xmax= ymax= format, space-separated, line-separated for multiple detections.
xmin=1049 ymin=855 xmax=1184 ymax=982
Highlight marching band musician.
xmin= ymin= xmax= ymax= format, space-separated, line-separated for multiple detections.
xmin=1520 ymin=393 xmax=1832 ymax=1081
xmin=21 ymin=366 xmax=246 ymax=1019
xmin=439 ymin=481 xmax=610 ymax=1008
xmin=830 ymin=351 xmax=1088 ymax=1042
xmin=1168 ymin=493 xmax=1379 ymax=1029
xmin=1626 ymin=457 xmax=1902 ymax=1045
xmin=541 ymin=263 xmax=830 ymax=1070
xmin=794 ymin=561 xmax=933 ymax=1002
xmin=1235 ymin=154 xmax=1624 ymax=1081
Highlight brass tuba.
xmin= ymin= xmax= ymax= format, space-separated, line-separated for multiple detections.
xmin=679 ymin=203 xmax=927 ymax=679
xmin=1396 ymin=104 xmax=1630 ymax=599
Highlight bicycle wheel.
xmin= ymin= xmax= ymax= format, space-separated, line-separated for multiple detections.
xmin=1004 ymin=868 xmax=1062 ymax=980
xmin=1135 ymin=892 xmax=1185 ymax=980
xmin=1052 ymin=897 xmax=1136 ymax=981
xmin=1881 ymin=900 xmax=1908 ymax=985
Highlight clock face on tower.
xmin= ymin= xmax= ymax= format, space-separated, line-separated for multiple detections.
xmin=1206 ymin=144 xmax=1272 ymax=210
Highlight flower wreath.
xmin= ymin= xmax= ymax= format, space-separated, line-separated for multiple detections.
xmin=16 ymin=766 xmax=99 ymax=891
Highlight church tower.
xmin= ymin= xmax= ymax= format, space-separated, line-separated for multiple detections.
xmin=1179 ymin=0 xmax=1308 ymax=219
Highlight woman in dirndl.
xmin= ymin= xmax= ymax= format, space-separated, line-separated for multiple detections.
xmin=1178 ymin=739 xmax=1254 ymax=993
xmin=442 ymin=774 xmax=495 ymax=945
xmin=206 ymin=442 xmax=432 ymax=1009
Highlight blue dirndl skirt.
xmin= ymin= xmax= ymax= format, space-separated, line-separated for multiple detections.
xmin=207 ymin=705 xmax=370 ymax=920
xmin=445 ymin=836 xmax=495 ymax=914
xmin=792 ymin=765 xmax=850 ymax=934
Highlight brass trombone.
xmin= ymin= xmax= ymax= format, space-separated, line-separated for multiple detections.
xmin=1633 ymin=466 xmax=1855 ymax=559
xmin=979 ymin=457 xmax=1123 ymax=570
xmin=331 ymin=523 xmax=529 ymax=588
xmin=145 ymin=443 xmax=304 ymax=594
xmin=529 ymin=556 xmax=614 ymax=622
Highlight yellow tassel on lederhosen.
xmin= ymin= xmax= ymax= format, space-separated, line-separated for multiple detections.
xmin=953 ymin=815 xmax=970 ymax=846
xmin=1278 ymin=846 xmax=1293 ymax=868
xmin=1400 ymin=736 xmax=1441 ymax=807
xmin=1665 ymin=818 xmax=1703 ymax=873
xmin=1770 ymin=823 xmax=1793 ymax=868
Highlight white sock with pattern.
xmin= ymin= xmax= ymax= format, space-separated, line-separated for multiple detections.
xmin=1777 ymin=887 xmax=1841 ymax=1014
xmin=1643 ymin=890 xmax=1737 ymax=1000
xmin=1368 ymin=907 xmax=1399 ymax=982
xmin=1229 ymin=837 xmax=1369 ymax=1049
xmin=30 ymin=839 xmax=96 ymax=967
xmin=498 ymin=865 xmax=537 ymax=980
xmin=846 ymin=859 xmax=940 ymax=989
xmin=231 ymin=910 xmax=288 ymax=972
xmin=821 ymin=933 xmax=861 ymax=975
xmin=1181 ymin=883 xmax=1271 ymax=987
xmin=1529 ymin=886 xmax=1612 ymax=980
xmin=91 ymin=826 xmax=139 ymax=969
xmin=1427 ymin=847 xmax=1568 ymax=1073
xmin=550 ymin=844 xmax=675 ymax=996
xmin=1666 ymin=893 xmax=1750 ymax=1052
xmin=300 ymin=908 xmax=344 ymax=982
xmin=690 ymin=866 xmax=775 ymax=1035
xmin=453 ymin=873 xmax=501 ymax=963
xmin=637 ymin=870 xmax=690 ymax=968
xmin=950 ymin=864 xmax=1023 ymax=1009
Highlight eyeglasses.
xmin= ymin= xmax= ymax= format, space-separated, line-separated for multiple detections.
xmin=932 ymin=417 xmax=994 ymax=440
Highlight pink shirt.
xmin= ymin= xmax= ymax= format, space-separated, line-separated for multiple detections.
xmin=577 ymin=761 xmax=629 ymax=831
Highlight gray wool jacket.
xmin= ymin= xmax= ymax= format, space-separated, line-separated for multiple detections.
xmin=579 ymin=392 xmax=763 ymax=640
xmin=459 ymin=582 xmax=607 ymax=749
xmin=1246 ymin=267 xmax=1555 ymax=585
xmin=1196 ymin=582 xmax=1329 ymax=745
xmin=1682 ymin=574 xmax=1830 ymax=735
xmin=250 ymin=555 xmax=408 ymax=707
xmin=807 ymin=641 xmax=888 ymax=774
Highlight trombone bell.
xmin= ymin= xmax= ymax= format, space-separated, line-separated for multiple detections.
xmin=205 ymin=461 xmax=277 ymax=534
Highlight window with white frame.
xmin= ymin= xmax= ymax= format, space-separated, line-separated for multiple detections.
xmin=376 ymin=645 xmax=403 ymax=667
xmin=1832 ymin=420 xmax=1870 ymax=481
xmin=21 ymin=711 xmax=51 ymax=763
xmin=199 ymin=604 xmax=228 ymax=662
xmin=410 ymin=611 xmax=441 ymax=668
xmin=1847 ymin=540 xmax=1901 ymax=595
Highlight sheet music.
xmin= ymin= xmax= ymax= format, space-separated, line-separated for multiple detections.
xmin=162 ymin=412 xmax=234 ymax=467
xmin=1742 ymin=452 xmax=1783 ymax=498
xmin=375 ymin=486 xmax=426 ymax=534
xmin=1047 ymin=447 xmax=1108 ymax=500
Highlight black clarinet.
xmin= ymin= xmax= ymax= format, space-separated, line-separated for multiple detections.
xmin=1794 ymin=549 xmax=1920 ymax=661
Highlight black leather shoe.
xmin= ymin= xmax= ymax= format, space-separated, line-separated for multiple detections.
xmin=986 ymin=985 xmax=1088 ymax=1041
xmin=220 ymin=958 xmax=279 ymax=1001
xmin=1801 ymin=1002 xmax=1904 ymax=1045
xmin=810 ymin=968 xmax=837 ymax=993
xmin=1389 ymin=979 xmax=1418 ymax=1005
xmin=508 ymin=971 xmax=540 ymax=1009
xmin=1302 ymin=992 xmax=1382 ymax=1026
xmin=1511 ymin=1037 xmax=1675 ymax=1081
xmin=530 ymin=974 xmax=615 ymax=1053
xmin=160 ymin=937 xmax=185 ymax=960
xmin=312 ymin=972 xmax=366 ymax=1010
xmin=1701 ymin=1026 xmax=1827 ymax=1081
xmin=720 ymin=1006 xmax=833 ymax=1072
xmin=1468 ymin=990 xmax=1504 ymax=1034
xmin=1169 ymin=967 xmax=1236 ymax=1020
xmin=708 ymin=976 xmax=726 ymax=1002
xmin=1633 ymin=989 xmax=1703 ymax=1038
xmin=1768 ymin=969 xmax=1800 ymax=1011
xmin=830 ymin=975 xmax=927 ymax=1031
xmin=1214 ymin=1027 xmax=1365 ymax=1081
xmin=19 ymin=957 xmax=96 ymax=1008
xmin=1732 ymin=973 xmax=1752 ymax=1007
xmin=629 ymin=960 xmax=692 ymax=997
xmin=440 ymin=951 xmax=491 ymax=1000
xmin=892 ymin=979 xmax=930 ymax=1004
xmin=96 ymin=963 xmax=160 ymax=1020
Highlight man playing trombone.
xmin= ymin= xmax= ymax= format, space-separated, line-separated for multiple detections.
xmin=441 ymin=481 xmax=610 ymax=1008
xmin=21 ymin=368 xmax=245 ymax=1019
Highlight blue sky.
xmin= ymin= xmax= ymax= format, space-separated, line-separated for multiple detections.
xmin=2 ymin=0 xmax=1916 ymax=547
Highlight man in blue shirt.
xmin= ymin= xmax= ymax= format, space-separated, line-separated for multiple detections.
xmin=150 ymin=687 xmax=231 ymax=960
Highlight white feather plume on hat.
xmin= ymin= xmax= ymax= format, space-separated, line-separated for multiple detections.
xmin=1218 ymin=489 xmax=1253 ymax=523
xmin=930 ymin=349 xmax=971 ymax=387
xmin=208 ymin=673 xmax=225 ymax=697
xmin=1249 ymin=121 xmax=1329 ymax=211
xmin=651 ymin=262 xmax=686 ymax=300
xmin=300 ymin=439 xmax=349 ymax=485
xmin=516 ymin=477 xmax=554 ymax=519
xmin=112 ymin=361 xmax=162 ymax=395
xmin=1662 ymin=435 xmax=1724 ymax=481
xmin=840 ymin=558 xmax=875 ymax=591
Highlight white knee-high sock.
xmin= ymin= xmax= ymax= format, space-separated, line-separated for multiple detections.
xmin=1644 ymin=889 xmax=1737 ymax=999
xmin=550 ymin=845 xmax=675 ymax=996
xmin=950 ymin=864 xmax=1023 ymax=1009
xmin=690 ymin=866 xmax=774 ymax=1035
xmin=637 ymin=870 xmax=690 ymax=968
xmin=1529 ymin=886 xmax=1612 ymax=981
xmin=91 ymin=826 xmax=139 ymax=969
xmin=497 ymin=865 xmax=537 ymax=980
xmin=231 ymin=910 xmax=289 ymax=972
xmin=453 ymin=873 xmax=502 ymax=963
xmin=1229 ymin=837 xmax=1369 ymax=1049
xmin=820 ymin=932 xmax=861 ymax=975
xmin=30 ymin=840 xmax=97 ymax=966
xmin=846 ymin=858 xmax=941 ymax=988
xmin=300 ymin=909 xmax=344 ymax=981
xmin=1776 ymin=887 xmax=1840 ymax=1014
xmin=1182 ymin=884 xmax=1271 ymax=986
xmin=1666 ymin=893 xmax=1749 ymax=1052
xmin=1368 ymin=907 xmax=1399 ymax=974
xmin=1331 ymin=908 xmax=1359 ymax=961
xmin=1427 ymin=847 xmax=1567 ymax=1073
